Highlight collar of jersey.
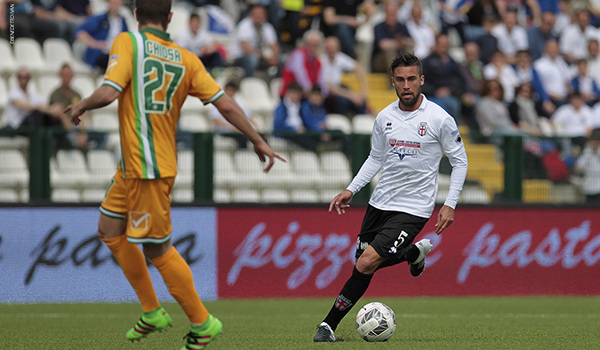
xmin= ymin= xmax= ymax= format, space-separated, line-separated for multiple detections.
xmin=141 ymin=27 xmax=171 ymax=41
xmin=397 ymin=94 xmax=427 ymax=113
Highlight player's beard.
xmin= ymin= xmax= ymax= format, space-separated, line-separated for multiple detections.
xmin=398 ymin=87 xmax=421 ymax=109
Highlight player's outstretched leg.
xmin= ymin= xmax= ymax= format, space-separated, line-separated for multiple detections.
xmin=313 ymin=322 xmax=336 ymax=342
xmin=180 ymin=314 xmax=223 ymax=350
xmin=409 ymin=238 xmax=432 ymax=277
xmin=126 ymin=306 xmax=173 ymax=341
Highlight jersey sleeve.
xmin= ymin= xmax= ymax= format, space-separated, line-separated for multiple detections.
xmin=187 ymin=54 xmax=224 ymax=104
xmin=440 ymin=115 xmax=468 ymax=209
xmin=102 ymin=32 xmax=133 ymax=93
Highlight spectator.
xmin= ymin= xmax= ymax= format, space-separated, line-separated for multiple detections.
xmin=483 ymin=50 xmax=519 ymax=103
xmin=273 ymin=82 xmax=322 ymax=151
xmin=321 ymin=36 xmax=367 ymax=117
xmin=533 ymin=39 xmax=570 ymax=108
xmin=320 ymin=0 xmax=376 ymax=58
xmin=513 ymin=49 xmax=555 ymax=117
xmin=175 ymin=13 xmax=225 ymax=71
xmin=475 ymin=79 xmax=524 ymax=138
xmin=2 ymin=0 xmax=61 ymax=43
xmin=474 ymin=14 xmax=499 ymax=65
xmin=406 ymin=2 xmax=436 ymax=59
xmin=371 ymin=0 xmax=413 ymax=73
xmin=438 ymin=0 xmax=474 ymax=44
xmin=491 ymin=7 xmax=529 ymax=64
xmin=553 ymin=0 xmax=572 ymax=35
xmin=31 ymin=0 xmax=80 ymax=44
xmin=1 ymin=67 xmax=71 ymax=149
xmin=509 ymin=82 xmax=550 ymax=136
xmin=208 ymin=80 xmax=261 ymax=149
xmin=56 ymin=0 xmax=91 ymax=20
xmin=229 ymin=5 xmax=281 ymax=78
xmin=574 ymin=128 xmax=600 ymax=203
xmin=280 ymin=30 xmax=328 ymax=98
xmin=422 ymin=34 xmax=475 ymax=125
xmin=587 ymin=39 xmax=600 ymax=83
xmin=75 ymin=0 xmax=128 ymax=71
xmin=570 ymin=58 xmax=600 ymax=106
xmin=527 ymin=11 xmax=559 ymax=61
xmin=536 ymin=0 xmax=560 ymax=14
xmin=551 ymin=92 xmax=594 ymax=138
xmin=48 ymin=63 xmax=88 ymax=149
xmin=559 ymin=8 xmax=599 ymax=63
xmin=301 ymin=86 xmax=328 ymax=133
xmin=466 ymin=0 xmax=503 ymax=41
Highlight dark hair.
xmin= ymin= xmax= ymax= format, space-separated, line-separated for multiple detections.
xmin=136 ymin=0 xmax=172 ymax=29
xmin=482 ymin=79 xmax=504 ymax=100
xmin=189 ymin=13 xmax=200 ymax=22
xmin=309 ymin=85 xmax=322 ymax=94
xmin=287 ymin=82 xmax=303 ymax=93
xmin=389 ymin=50 xmax=422 ymax=76
xmin=225 ymin=80 xmax=239 ymax=90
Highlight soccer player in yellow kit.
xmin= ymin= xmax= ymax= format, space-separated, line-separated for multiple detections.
xmin=66 ymin=1 xmax=284 ymax=349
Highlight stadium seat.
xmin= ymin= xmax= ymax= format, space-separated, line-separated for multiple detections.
xmin=233 ymin=150 xmax=269 ymax=187
xmin=214 ymin=188 xmax=230 ymax=203
xmin=71 ymin=76 xmax=96 ymax=97
xmin=179 ymin=112 xmax=210 ymax=132
xmin=0 ymin=38 xmax=17 ymax=77
xmin=172 ymin=188 xmax=194 ymax=203
xmin=214 ymin=151 xmax=237 ymax=188
xmin=290 ymin=151 xmax=322 ymax=188
xmin=37 ymin=75 xmax=61 ymax=101
xmin=319 ymin=151 xmax=352 ymax=188
xmin=166 ymin=5 xmax=190 ymax=38
xmin=326 ymin=114 xmax=352 ymax=134
xmin=14 ymin=38 xmax=51 ymax=74
xmin=319 ymin=189 xmax=341 ymax=203
xmin=261 ymin=188 xmax=290 ymax=203
xmin=52 ymin=149 xmax=90 ymax=189
xmin=87 ymin=150 xmax=117 ymax=188
xmin=269 ymin=77 xmax=282 ymax=102
xmin=0 ymin=188 xmax=19 ymax=202
xmin=460 ymin=185 xmax=491 ymax=204
xmin=213 ymin=135 xmax=238 ymax=151
xmin=42 ymin=38 xmax=91 ymax=74
xmin=231 ymin=188 xmax=260 ymax=203
xmin=352 ymin=114 xmax=375 ymax=134
xmin=239 ymin=77 xmax=277 ymax=117
xmin=290 ymin=189 xmax=319 ymax=203
xmin=52 ymin=188 xmax=81 ymax=202
xmin=81 ymin=189 xmax=106 ymax=202
xmin=174 ymin=150 xmax=193 ymax=189
xmin=0 ymin=78 xmax=8 ymax=112
xmin=90 ymin=111 xmax=119 ymax=132
xmin=261 ymin=151 xmax=294 ymax=188
xmin=0 ymin=149 xmax=29 ymax=189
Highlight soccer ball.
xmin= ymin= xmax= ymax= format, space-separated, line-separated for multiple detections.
xmin=355 ymin=302 xmax=396 ymax=342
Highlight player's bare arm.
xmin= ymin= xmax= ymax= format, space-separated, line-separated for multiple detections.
xmin=329 ymin=189 xmax=353 ymax=215
xmin=214 ymin=94 xmax=286 ymax=172
xmin=64 ymin=85 xmax=119 ymax=125
xmin=435 ymin=205 xmax=455 ymax=234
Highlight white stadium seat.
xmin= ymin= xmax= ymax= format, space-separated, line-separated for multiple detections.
xmin=231 ymin=188 xmax=260 ymax=203
xmin=214 ymin=188 xmax=230 ymax=203
xmin=51 ymin=149 xmax=90 ymax=189
xmin=233 ymin=150 xmax=269 ymax=187
xmin=214 ymin=151 xmax=237 ymax=188
xmin=290 ymin=189 xmax=319 ymax=203
xmin=239 ymin=77 xmax=277 ymax=116
xmin=0 ymin=38 xmax=17 ymax=77
xmin=174 ymin=150 xmax=194 ymax=189
xmin=81 ymin=189 xmax=107 ymax=202
xmin=172 ymin=189 xmax=194 ymax=202
xmin=0 ymin=188 xmax=19 ymax=202
xmin=179 ymin=113 xmax=210 ymax=132
xmin=0 ymin=149 xmax=29 ymax=189
xmin=14 ymin=38 xmax=51 ymax=74
xmin=326 ymin=114 xmax=352 ymax=134
xmin=87 ymin=150 xmax=117 ymax=188
xmin=319 ymin=151 xmax=352 ymax=189
xmin=42 ymin=38 xmax=91 ymax=74
xmin=90 ymin=111 xmax=120 ymax=132
xmin=261 ymin=189 xmax=290 ymax=203
xmin=37 ymin=75 xmax=61 ymax=102
xmin=290 ymin=151 xmax=322 ymax=188
xmin=52 ymin=188 xmax=81 ymax=202
xmin=352 ymin=114 xmax=375 ymax=134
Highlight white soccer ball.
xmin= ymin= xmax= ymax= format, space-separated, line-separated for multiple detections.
xmin=355 ymin=302 xmax=396 ymax=342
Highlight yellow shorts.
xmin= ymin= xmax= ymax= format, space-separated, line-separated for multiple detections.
xmin=100 ymin=168 xmax=175 ymax=244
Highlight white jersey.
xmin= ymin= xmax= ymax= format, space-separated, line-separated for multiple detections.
xmin=347 ymin=95 xmax=468 ymax=218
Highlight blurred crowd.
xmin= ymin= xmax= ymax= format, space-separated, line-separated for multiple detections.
xmin=1 ymin=0 xmax=600 ymax=201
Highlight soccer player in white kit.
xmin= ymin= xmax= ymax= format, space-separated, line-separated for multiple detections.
xmin=314 ymin=51 xmax=468 ymax=342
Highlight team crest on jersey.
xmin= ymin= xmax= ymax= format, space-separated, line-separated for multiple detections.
xmin=417 ymin=122 xmax=428 ymax=136
xmin=389 ymin=138 xmax=397 ymax=146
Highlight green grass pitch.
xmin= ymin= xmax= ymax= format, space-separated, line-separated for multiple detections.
xmin=1 ymin=297 xmax=599 ymax=349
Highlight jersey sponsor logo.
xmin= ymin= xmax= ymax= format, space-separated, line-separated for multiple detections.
xmin=388 ymin=139 xmax=421 ymax=148
xmin=418 ymin=122 xmax=428 ymax=136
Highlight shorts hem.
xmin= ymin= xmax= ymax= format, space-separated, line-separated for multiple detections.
xmin=99 ymin=206 xmax=126 ymax=219
xmin=127 ymin=234 xmax=172 ymax=245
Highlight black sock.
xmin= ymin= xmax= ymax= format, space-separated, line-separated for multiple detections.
xmin=323 ymin=267 xmax=373 ymax=331
xmin=405 ymin=244 xmax=420 ymax=263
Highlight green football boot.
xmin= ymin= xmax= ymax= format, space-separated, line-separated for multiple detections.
xmin=181 ymin=315 xmax=223 ymax=350
xmin=126 ymin=307 xmax=173 ymax=341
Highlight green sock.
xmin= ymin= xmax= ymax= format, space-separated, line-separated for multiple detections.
xmin=143 ymin=307 xmax=162 ymax=318
xmin=191 ymin=315 xmax=212 ymax=332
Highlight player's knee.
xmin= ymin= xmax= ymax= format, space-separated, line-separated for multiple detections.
xmin=355 ymin=250 xmax=382 ymax=274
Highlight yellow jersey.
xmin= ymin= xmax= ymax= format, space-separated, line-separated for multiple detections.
xmin=102 ymin=27 xmax=223 ymax=179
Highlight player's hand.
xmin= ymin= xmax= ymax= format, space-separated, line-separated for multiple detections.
xmin=329 ymin=189 xmax=353 ymax=215
xmin=253 ymin=141 xmax=286 ymax=172
xmin=435 ymin=205 xmax=455 ymax=234
xmin=64 ymin=100 xmax=86 ymax=126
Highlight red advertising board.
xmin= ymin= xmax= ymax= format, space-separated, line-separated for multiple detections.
xmin=217 ymin=207 xmax=600 ymax=298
